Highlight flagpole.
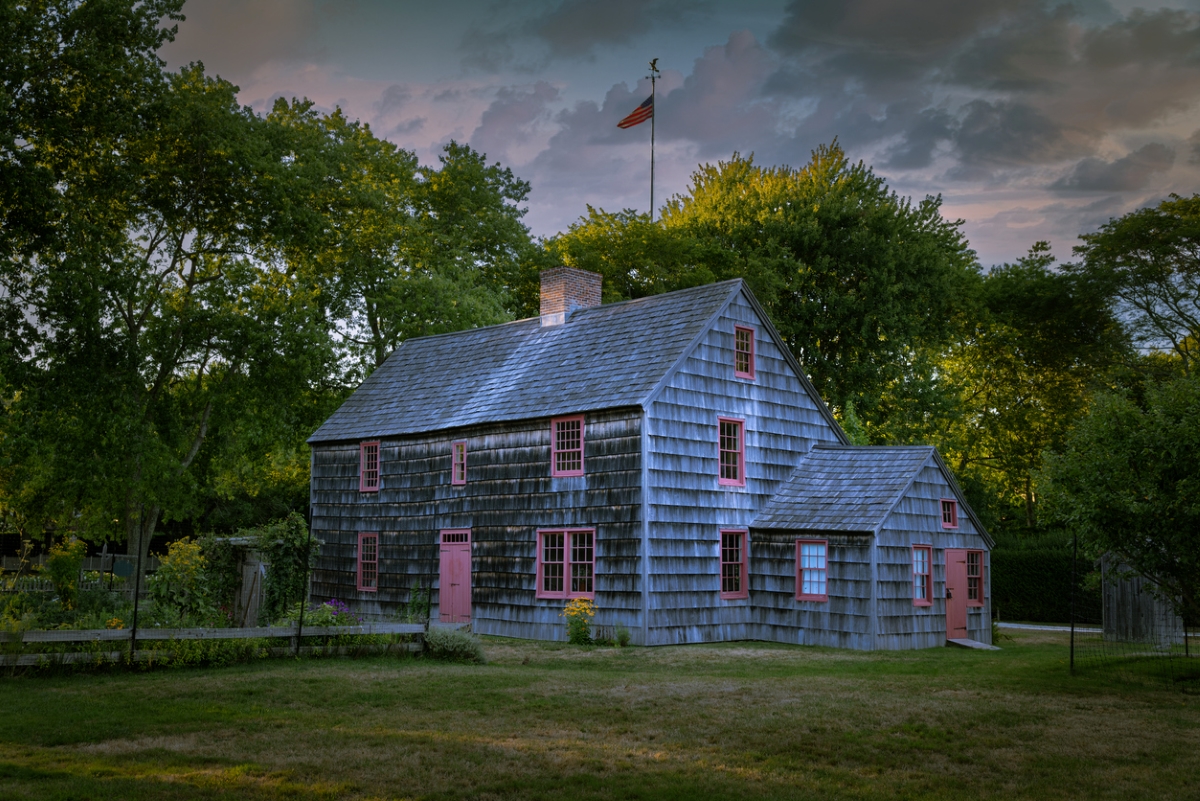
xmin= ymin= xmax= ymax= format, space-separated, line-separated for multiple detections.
xmin=649 ymin=58 xmax=658 ymax=221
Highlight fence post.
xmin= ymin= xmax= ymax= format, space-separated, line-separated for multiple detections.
xmin=1069 ymin=532 xmax=1077 ymax=675
xmin=129 ymin=542 xmax=144 ymax=665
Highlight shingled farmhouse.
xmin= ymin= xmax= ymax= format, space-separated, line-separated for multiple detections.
xmin=308 ymin=268 xmax=993 ymax=648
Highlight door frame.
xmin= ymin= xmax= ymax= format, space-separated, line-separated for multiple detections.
xmin=438 ymin=529 xmax=472 ymax=623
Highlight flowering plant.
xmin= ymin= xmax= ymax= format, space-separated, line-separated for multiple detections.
xmin=560 ymin=597 xmax=595 ymax=644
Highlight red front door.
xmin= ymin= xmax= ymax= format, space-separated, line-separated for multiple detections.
xmin=945 ymin=549 xmax=968 ymax=640
xmin=439 ymin=530 xmax=472 ymax=623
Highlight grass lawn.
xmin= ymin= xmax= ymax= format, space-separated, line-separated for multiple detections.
xmin=0 ymin=629 xmax=1197 ymax=800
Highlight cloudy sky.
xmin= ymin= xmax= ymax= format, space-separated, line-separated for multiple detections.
xmin=161 ymin=0 xmax=1200 ymax=268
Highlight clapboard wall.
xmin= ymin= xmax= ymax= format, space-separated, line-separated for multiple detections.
xmin=310 ymin=407 xmax=644 ymax=642
xmin=875 ymin=460 xmax=991 ymax=650
xmin=644 ymin=291 xmax=843 ymax=645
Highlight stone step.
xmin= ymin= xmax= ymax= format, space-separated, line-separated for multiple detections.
xmin=946 ymin=637 xmax=1001 ymax=651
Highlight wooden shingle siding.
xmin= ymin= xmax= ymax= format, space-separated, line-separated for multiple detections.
xmin=749 ymin=533 xmax=874 ymax=649
xmin=310 ymin=408 xmax=644 ymax=642
xmin=645 ymin=293 xmax=843 ymax=645
xmin=874 ymin=457 xmax=992 ymax=649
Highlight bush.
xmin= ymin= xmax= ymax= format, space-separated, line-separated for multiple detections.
xmin=560 ymin=598 xmax=595 ymax=644
xmin=147 ymin=538 xmax=212 ymax=625
xmin=424 ymin=626 xmax=486 ymax=663
xmin=42 ymin=539 xmax=86 ymax=610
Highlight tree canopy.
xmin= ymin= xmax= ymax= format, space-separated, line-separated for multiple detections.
xmin=548 ymin=145 xmax=980 ymax=421
xmin=1070 ymin=194 xmax=1200 ymax=373
xmin=1041 ymin=375 xmax=1200 ymax=619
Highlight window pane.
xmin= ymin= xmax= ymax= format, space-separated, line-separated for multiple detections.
xmin=543 ymin=533 xmax=564 ymax=593
xmin=555 ymin=419 xmax=582 ymax=473
xmin=721 ymin=532 xmax=742 ymax=594
xmin=719 ymin=420 xmax=741 ymax=481
xmin=570 ymin=531 xmax=593 ymax=594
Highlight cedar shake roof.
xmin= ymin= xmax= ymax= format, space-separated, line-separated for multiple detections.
xmin=752 ymin=444 xmax=942 ymax=533
xmin=309 ymin=279 xmax=747 ymax=443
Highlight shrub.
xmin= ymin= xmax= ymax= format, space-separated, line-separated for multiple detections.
xmin=42 ymin=539 xmax=86 ymax=610
xmin=147 ymin=538 xmax=212 ymax=625
xmin=560 ymin=597 xmax=595 ymax=644
xmin=424 ymin=626 xmax=486 ymax=663
xmin=279 ymin=598 xmax=362 ymax=627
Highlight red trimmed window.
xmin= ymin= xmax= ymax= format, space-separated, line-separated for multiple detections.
xmin=720 ymin=530 xmax=748 ymax=599
xmin=734 ymin=325 xmax=756 ymax=379
xmin=551 ymin=415 xmax=584 ymax=477
xmin=452 ymin=441 xmax=467 ymax=485
xmin=537 ymin=529 xmax=594 ymax=599
xmin=359 ymin=441 xmax=380 ymax=492
xmin=357 ymin=532 xmax=378 ymax=591
xmin=913 ymin=545 xmax=932 ymax=606
xmin=796 ymin=540 xmax=828 ymax=601
xmin=941 ymin=499 xmax=958 ymax=529
xmin=967 ymin=550 xmax=984 ymax=606
xmin=718 ymin=417 xmax=745 ymax=486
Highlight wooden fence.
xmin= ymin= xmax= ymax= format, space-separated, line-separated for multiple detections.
xmin=0 ymin=622 xmax=426 ymax=667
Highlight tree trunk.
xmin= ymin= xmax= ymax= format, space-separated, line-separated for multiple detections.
xmin=125 ymin=496 xmax=161 ymax=589
xmin=1024 ymin=475 xmax=1035 ymax=529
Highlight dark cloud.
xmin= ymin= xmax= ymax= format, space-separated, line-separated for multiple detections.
xmin=532 ymin=0 xmax=708 ymax=59
xmin=948 ymin=4 xmax=1076 ymax=91
xmin=880 ymin=105 xmax=955 ymax=169
xmin=953 ymin=99 xmax=1084 ymax=169
xmin=461 ymin=0 xmax=708 ymax=71
xmin=469 ymin=82 xmax=560 ymax=161
xmin=769 ymin=0 xmax=1036 ymax=86
xmin=1051 ymin=143 xmax=1175 ymax=191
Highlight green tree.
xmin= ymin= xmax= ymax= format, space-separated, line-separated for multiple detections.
xmin=1070 ymin=194 xmax=1200 ymax=373
xmin=1041 ymin=374 xmax=1200 ymax=621
xmin=938 ymin=242 xmax=1127 ymax=531
xmin=0 ymin=0 xmax=184 ymax=264
xmin=1 ymin=66 xmax=339 ymax=571
xmin=547 ymin=145 xmax=979 ymax=424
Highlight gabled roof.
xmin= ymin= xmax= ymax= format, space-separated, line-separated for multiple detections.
xmin=752 ymin=444 xmax=993 ymax=546
xmin=310 ymin=280 xmax=745 ymax=443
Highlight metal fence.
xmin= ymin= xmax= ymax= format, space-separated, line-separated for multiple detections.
xmin=1070 ymin=549 xmax=1198 ymax=686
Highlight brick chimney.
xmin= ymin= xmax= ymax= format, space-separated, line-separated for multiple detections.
xmin=540 ymin=267 xmax=602 ymax=326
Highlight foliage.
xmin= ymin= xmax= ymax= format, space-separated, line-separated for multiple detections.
xmin=146 ymin=538 xmax=210 ymax=625
xmin=615 ymin=624 xmax=631 ymax=647
xmin=561 ymin=597 xmax=596 ymax=645
xmin=279 ymin=598 xmax=361 ymax=627
xmin=40 ymin=539 xmax=85 ymax=610
xmin=405 ymin=579 xmax=431 ymax=624
xmin=936 ymin=242 xmax=1127 ymax=532
xmin=197 ymin=535 xmax=242 ymax=621
xmin=1041 ymin=374 xmax=1200 ymax=620
xmin=242 ymin=513 xmax=319 ymax=624
xmin=547 ymin=144 xmax=980 ymax=427
xmin=424 ymin=626 xmax=486 ymax=663
xmin=990 ymin=549 xmax=1099 ymax=623
xmin=1070 ymin=194 xmax=1200 ymax=372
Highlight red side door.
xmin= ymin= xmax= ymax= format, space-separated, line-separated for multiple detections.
xmin=439 ymin=530 xmax=472 ymax=624
xmin=945 ymin=549 xmax=968 ymax=640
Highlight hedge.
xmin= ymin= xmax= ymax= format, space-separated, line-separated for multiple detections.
xmin=991 ymin=549 xmax=1101 ymax=624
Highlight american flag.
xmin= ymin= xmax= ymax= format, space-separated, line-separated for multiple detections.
xmin=617 ymin=96 xmax=653 ymax=129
